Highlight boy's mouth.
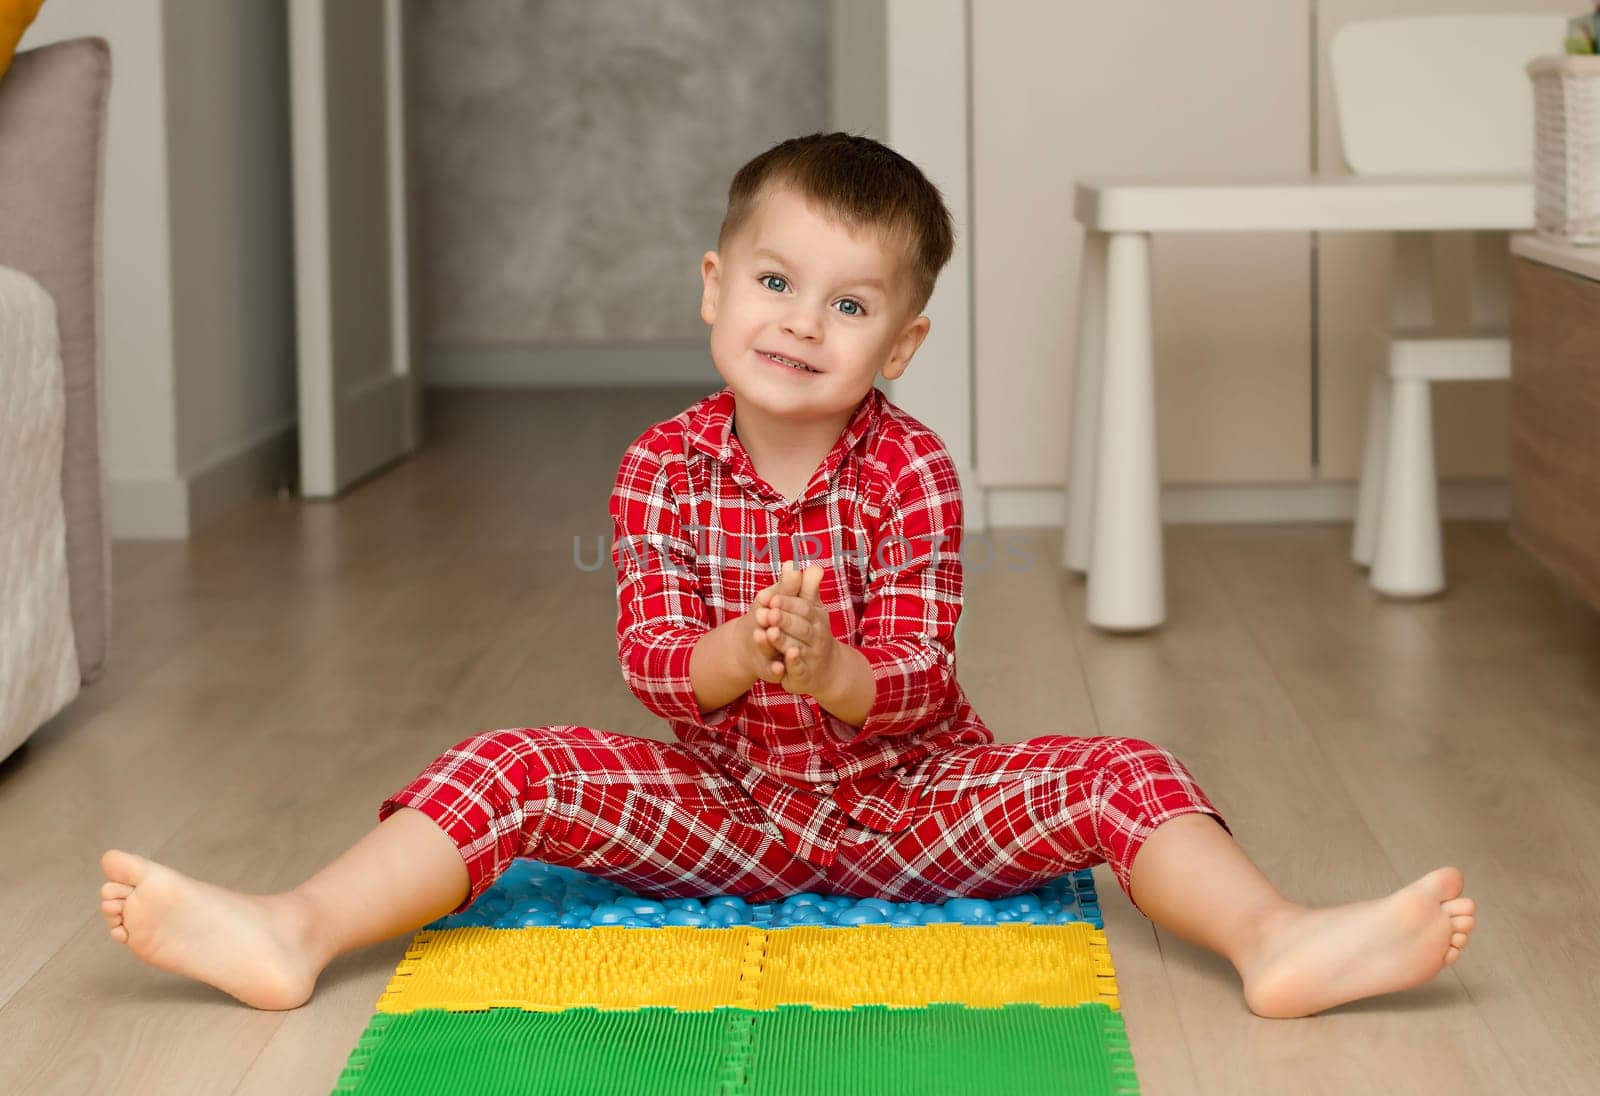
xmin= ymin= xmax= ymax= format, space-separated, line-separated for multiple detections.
xmin=759 ymin=350 xmax=821 ymax=374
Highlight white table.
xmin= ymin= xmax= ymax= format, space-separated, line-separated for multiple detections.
xmin=1065 ymin=175 xmax=1534 ymax=631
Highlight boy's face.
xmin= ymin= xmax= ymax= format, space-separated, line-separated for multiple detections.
xmin=699 ymin=186 xmax=930 ymax=424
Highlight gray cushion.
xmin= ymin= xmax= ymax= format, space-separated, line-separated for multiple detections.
xmin=0 ymin=37 xmax=112 ymax=684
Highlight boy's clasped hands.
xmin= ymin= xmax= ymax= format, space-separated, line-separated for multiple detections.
xmin=746 ymin=559 xmax=837 ymax=697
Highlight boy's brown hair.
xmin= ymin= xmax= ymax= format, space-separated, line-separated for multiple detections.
xmin=717 ymin=132 xmax=955 ymax=318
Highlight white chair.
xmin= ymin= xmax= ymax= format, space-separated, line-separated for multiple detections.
xmin=1339 ymin=16 xmax=1556 ymax=597
xmin=1065 ymin=13 xmax=1564 ymax=629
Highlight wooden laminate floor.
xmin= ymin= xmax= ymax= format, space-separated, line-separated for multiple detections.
xmin=2 ymin=388 xmax=1598 ymax=1095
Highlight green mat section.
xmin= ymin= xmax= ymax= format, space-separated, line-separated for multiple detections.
xmin=334 ymin=1007 xmax=733 ymax=1096
xmin=333 ymin=1003 xmax=1138 ymax=1095
xmin=746 ymin=1004 xmax=1135 ymax=1095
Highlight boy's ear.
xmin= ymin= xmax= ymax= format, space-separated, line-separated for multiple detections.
xmin=881 ymin=314 xmax=931 ymax=381
xmin=700 ymin=251 xmax=721 ymax=325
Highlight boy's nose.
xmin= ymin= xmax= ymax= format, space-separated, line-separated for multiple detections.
xmin=781 ymin=304 xmax=823 ymax=340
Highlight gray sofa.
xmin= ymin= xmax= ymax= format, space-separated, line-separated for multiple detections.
xmin=0 ymin=37 xmax=112 ymax=763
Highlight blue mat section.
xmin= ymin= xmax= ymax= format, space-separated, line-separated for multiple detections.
xmin=428 ymin=860 xmax=1104 ymax=932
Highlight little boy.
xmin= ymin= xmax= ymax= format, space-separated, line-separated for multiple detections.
xmin=99 ymin=132 xmax=1474 ymax=1020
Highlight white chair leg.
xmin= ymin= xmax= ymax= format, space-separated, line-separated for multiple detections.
xmin=1064 ymin=230 xmax=1108 ymax=573
xmin=1087 ymin=231 xmax=1164 ymax=631
xmin=1370 ymin=376 xmax=1444 ymax=597
xmin=1351 ymin=369 xmax=1391 ymax=568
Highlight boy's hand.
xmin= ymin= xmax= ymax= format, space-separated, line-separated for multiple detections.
xmin=742 ymin=562 xmax=805 ymax=684
xmin=757 ymin=561 xmax=837 ymax=697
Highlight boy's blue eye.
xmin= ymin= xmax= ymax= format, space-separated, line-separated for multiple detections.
xmin=759 ymin=274 xmax=867 ymax=317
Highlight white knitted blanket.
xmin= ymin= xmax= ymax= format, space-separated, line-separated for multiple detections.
xmin=0 ymin=266 xmax=80 ymax=762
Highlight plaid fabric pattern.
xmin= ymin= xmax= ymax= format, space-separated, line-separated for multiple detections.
xmin=607 ymin=385 xmax=999 ymax=865
xmin=379 ymin=725 xmax=1231 ymax=916
xmin=381 ymin=384 xmax=1228 ymax=914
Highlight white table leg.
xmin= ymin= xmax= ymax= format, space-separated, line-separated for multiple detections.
xmin=1064 ymin=230 xmax=1108 ymax=573
xmin=1372 ymin=376 xmax=1444 ymax=597
xmin=1087 ymin=231 xmax=1164 ymax=631
xmin=1370 ymin=231 xmax=1444 ymax=597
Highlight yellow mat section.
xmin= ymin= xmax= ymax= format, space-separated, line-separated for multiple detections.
xmin=375 ymin=923 xmax=1118 ymax=1014
xmin=375 ymin=926 xmax=762 ymax=1013
xmin=756 ymin=923 xmax=1119 ymax=1010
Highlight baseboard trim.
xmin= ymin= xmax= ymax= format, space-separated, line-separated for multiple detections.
xmin=981 ymin=480 xmax=1508 ymax=527
xmin=186 ymin=419 xmax=298 ymax=534
xmin=109 ymin=476 xmax=190 ymax=539
xmin=110 ymin=420 xmax=298 ymax=539
xmin=424 ymin=340 xmax=720 ymax=387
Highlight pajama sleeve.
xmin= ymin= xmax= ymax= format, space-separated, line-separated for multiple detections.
xmin=610 ymin=433 xmax=744 ymax=730
xmin=852 ymin=439 xmax=964 ymax=741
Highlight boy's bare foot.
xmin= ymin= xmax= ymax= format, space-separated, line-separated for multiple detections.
xmin=99 ymin=849 xmax=324 ymax=1011
xmin=1241 ymin=866 xmax=1476 ymax=1019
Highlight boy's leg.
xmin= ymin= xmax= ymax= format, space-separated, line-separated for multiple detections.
xmin=827 ymin=735 xmax=1476 ymax=1019
xmin=1126 ymin=811 xmax=1475 ymax=1019
xmin=373 ymin=727 xmax=826 ymax=908
xmin=100 ymin=725 xmax=823 ymax=1010
xmin=98 ymin=799 xmax=474 ymax=1012
xmin=290 ymin=805 xmax=470 ymax=959
xmin=824 ymin=735 xmax=1229 ymax=905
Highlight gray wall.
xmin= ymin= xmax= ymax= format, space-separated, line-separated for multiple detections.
xmin=165 ymin=0 xmax=298 ymax=479
xmin=408 ymin=0 xmax=829 ymax=384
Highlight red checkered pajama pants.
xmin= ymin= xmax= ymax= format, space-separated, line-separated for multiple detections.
xmin=378 ymin=726 xmax=1231 ymax=918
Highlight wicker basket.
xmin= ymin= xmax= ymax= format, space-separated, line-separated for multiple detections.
xmin=1528 ymin=54 xmax=1600 ymax=244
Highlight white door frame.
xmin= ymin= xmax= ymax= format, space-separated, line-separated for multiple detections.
xmin=863 ymin=0 xmax=983 ymax=532
xmin=288 ymin=0 xmax=419 ymax=498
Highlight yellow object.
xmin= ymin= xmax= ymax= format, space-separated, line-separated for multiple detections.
xmin=374 ymin=923 xmax=1120 ymax=1015
xmin=0 ymin=0 xmax=45 ymax=82
xmin=757 ymin=923 xmax=1119 ymax=1010
xmin=376 ymin=927 xmax=762 ymax=1013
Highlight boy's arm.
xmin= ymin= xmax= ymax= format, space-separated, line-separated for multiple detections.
xmin=612 ymin=438 xmax=752 ymax=729
xmin=825 ymin=443 xmax=964 ymax=739
xmin=811 ymin=644 xmax=876 ymax=729
xmin=688 ymin=618 xmax=762 ymax=714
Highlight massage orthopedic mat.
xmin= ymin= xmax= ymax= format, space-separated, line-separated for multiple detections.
xmin=332 ymin=861 xmax=1140 ymax=1094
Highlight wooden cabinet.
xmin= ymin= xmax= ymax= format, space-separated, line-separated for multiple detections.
xmin=1509 ymin=238 xmax=1600 ymax=611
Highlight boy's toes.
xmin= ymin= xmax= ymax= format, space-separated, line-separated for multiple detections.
xmin=103 ymin=895 xmax=128 ymax=939
xmin=1451 ymin=913 xmax=1474 ymax=933
xmin=1442 ymin=896 xmax=1474 ymax=917
xmin=101 ymin=849 xmax=150 ymax=887
xmin=1444 ymin=946 xmax=1462 ymax=966
xmin=1419 ymin=866 xmax=1464 ymax=902
xmin=101 ymin=880 xmax=133 ymax=901
xmin=1450 ymin=932 xmax=1469 ymax=949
